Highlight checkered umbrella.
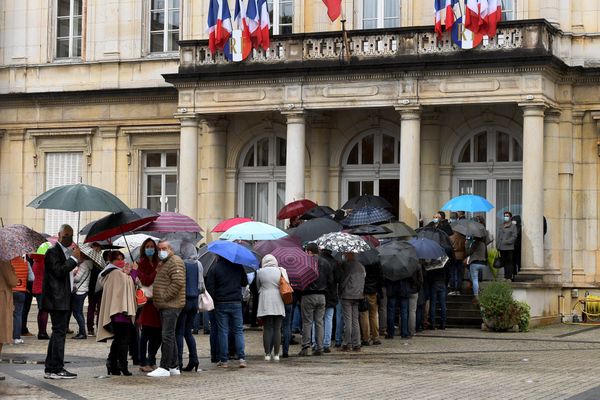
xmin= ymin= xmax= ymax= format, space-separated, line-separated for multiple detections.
xmin=341 ymin=207 xmax=394 ymax=227
xmin=315 ymin=232 xmax=371 ymax=253
xmin=270 ymin=247 xmax=318 ymax=290
xmin=79 ymin=243 xmax=105 ymax=268
xmin=0 ymin=224 xmax=47 ymax=261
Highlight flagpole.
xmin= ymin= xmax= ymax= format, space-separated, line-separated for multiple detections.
xmin=340 ymin=1 xmax=350 ymax=62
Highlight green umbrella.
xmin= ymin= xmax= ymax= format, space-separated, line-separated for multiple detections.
xmin=27 ymin=183 xmax=129 ymax=213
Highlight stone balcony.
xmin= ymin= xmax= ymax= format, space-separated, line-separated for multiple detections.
xmin=177 ymin=19 xmax=586 ymax=78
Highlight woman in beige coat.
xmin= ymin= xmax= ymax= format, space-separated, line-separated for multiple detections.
xmin=0 ymin=260 xmax=19 ymax=378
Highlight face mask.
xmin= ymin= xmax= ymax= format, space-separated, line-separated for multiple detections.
xmin=158 ymin=250 xmax=169 ymax=260
xmin=432 ymin=218 xmax=439 ymax=224
xmin=145 ymin=248 xmax=155 ymax=257
xmin=60 ymin=235 xmax=73 ymax=248
xmin=113 ymin=260 xmax=126 ymax=269
xmin=504 ymin=216 xmax=510 ymax=222
xmin=449 ymin=219 xmax=455 ymax=224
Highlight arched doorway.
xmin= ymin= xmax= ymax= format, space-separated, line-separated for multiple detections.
xmin=341 ymin=129 xmax=400 ymax=216
xmin=453 ymin=127 xmax=523 ymax=235
xmin=237 ymin=134 xmax=287 ymax=228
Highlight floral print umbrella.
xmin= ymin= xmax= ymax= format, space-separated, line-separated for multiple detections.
xmin=315 ymin=232 xmax=371 ymax=253
xmin=0 ymin=224 xmax=47 ymax=261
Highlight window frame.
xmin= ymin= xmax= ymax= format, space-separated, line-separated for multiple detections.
xmin=148 ymin=0 xmax=181 ymax=54
xmin=55 ymin=0 xmax=83 ymax=59
xmin=141 ymin=150 xmax=179 ymax=212
xmin=501 ymin=0 xmax=516 ymax=21
xmin=267 ymin=0 xmax=293 ymax=35
xmin=359 ymin=0 xmax=401 ymax=29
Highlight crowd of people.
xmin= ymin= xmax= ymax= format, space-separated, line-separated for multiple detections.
xmin=0 ymin=209 xmax=524 ymax=380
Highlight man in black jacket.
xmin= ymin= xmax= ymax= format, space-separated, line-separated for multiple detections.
xmin=359 ymin=260 xmax=382 ymax=346
xmin=42 ymin=224 xmax=80 ymax=379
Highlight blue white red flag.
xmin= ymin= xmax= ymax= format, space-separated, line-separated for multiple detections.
xmin=464 ymin=0 xmax=487 ymax=35
xmin=445 ymin=0 xmax=459 ymax=31
xmin=434 ymin=0 xmax=458 ymax=39
xmin=258 ymin=0 xmax=270 ymax=50
xmin=483 ymin=0 xmax=502 ymax=37
xmin=245 ymin=0 xmax=270 ymax=50
xmin=207 ymin=0 xmax=233 ymax=54
xmin=224 ymin=0 xmax=252 ymax=61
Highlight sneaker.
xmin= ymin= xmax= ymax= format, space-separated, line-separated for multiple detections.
xmin=238 ymin=359 xmax=247 ymax=368
xmin=13 ymin=338 xmax=24 ymax=345
xmin=72 ymin=334 xmax=87 ymax=340
xmin=264 ymin=354 xmax=272 ymax=361
xmin=323 ymin=347 xmax=331 ymax=354
xmin=217 ymin=362 xmax=229 ymax=369
xmin=298 ymin=348 xmax=309 ymax=357
xmin=45 ymin=369 xmax=77 ymax=379
xmin=169 ymin=368 xmax=181 ymax=376
xmin=147 ymin=367 xmax=170 ymax=377
xmin=272 ymin=355 xmax=280 ymax=362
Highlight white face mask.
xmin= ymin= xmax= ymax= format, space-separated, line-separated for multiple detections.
xmin=158 ymin=250 xmax=169 ymax=260
xmin=504 ymin=216 xmax=510 ymax=222
xmin=432 ymin=218 xmax=439 ymax=224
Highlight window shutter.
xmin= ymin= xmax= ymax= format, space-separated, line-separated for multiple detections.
xmin=44 ymin=152 xmax=82 ymax=235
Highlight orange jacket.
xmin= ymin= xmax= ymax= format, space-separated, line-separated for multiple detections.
xmin=11 ymin=257 xmax=28 ymax=292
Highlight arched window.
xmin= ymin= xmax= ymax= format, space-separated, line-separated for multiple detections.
xmin=341 ymin=130 xmax=400 ymax=216
xmin=238 ymin=135 xmax=287 ymax=227
xmin=453 ymin=127 xmax=523 ymax=234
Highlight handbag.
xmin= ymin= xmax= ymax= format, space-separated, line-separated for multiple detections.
xmin=141 ymin=284 xmax=153 ymax=299
xmin=279 ymin=269 xmax=293 ymax=305
xmin=198 ymin=290 xmax=214 ymax=312
xmin=135 ymin=289 xmax=147 ymax=307
xmin=493 ymin=254 xmax=503 ymax=269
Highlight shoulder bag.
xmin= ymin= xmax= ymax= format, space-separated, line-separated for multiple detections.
xmin=199 ymin=290 xmax=215 ymax=312
xmin=279 ymin=268 xmax=294 ymax=305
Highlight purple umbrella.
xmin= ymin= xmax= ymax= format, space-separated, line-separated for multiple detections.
xmin=254 ymin=236 xmax=302 ymax=257
xmin=0 ymin=224 xmax=47 ymax=261
xmin=270 ymin=247 xmax=319 ymax=291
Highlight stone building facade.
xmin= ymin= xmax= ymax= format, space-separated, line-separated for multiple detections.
xmin=1 ymin=1 xmax=600 ymax=323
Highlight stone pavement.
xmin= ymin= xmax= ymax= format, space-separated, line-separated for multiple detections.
xmin=2 ymin=322 xmax=600 ymax=400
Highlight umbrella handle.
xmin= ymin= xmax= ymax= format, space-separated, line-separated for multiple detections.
xmin=120 ymin=227 xmax=134 ymax=261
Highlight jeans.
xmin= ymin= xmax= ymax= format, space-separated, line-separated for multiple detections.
xmin=291 ymin=303 xmax=302 ymax=332
xmin=282 ymin=303 xmax=293 ymax=356
xmin=335 ymin=301 xmax=345 ymax=345
xmin=341 ymin=299 xmax=360 ymax=348
xmin=301 ymin=294 xmax=325 ymax=351
xmin=45 ymin=310 xmax=70 ymax=373
xmin=322 ymin=307 xmax=334 ymax=348
xmin=21 ymin=284 xmax=33 ymax=334
xmin=159 ymin=308 xmax=181 ymax=369
xmin=450 ymin=259 xmax=464 ymax=292
xmin=208 ymin=310 xmax=219 ymax=362
xmin=215 ymin=302 xmax=245 ymax=363
xmin=408 ymin=293 xmax=418 ymax=336
xmin=387 ymin=296 xmax=410 ymax=338
xmin=262 ymin=315 xmax=283 ymax=355
xmin=34 ymin=294 xmax=49 ymax=336
xmin=359 ymin=293 xmax=379 ymax=342
xmin=12 ymin=292 xmax=26 ymax=339
xmin=71 ymin=293 xmax=87 ymax=336
xmin=139 ymin=326 xmax=161 ymax=366
xmin=176 ymin=298 xmax=199 ymax=366
xmin=470 ymin=263 xmax=486 ymax=297
xmin=429 ymin=281 xmax=447 ymax=329
xmin=202 ymin=310 xmax=210 ymax=333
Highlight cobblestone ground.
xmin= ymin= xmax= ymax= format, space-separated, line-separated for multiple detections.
xmin=2 ymin=317 xmax=600 ymax=400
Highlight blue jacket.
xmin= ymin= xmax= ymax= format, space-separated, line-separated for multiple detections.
xmin=205 ymin=258 xmax=248 ymax=303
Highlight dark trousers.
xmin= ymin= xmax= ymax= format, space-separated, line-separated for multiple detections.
xmin=13 ymin=292 xmax=26 ymax=339
xmin=21 ymin=283 xmax=33 ymax=334
xmin=208 ymin=310 xmax=219 ymax=362
xmin=428 ymin=281 xmax=447 ymax=329
xmin=159 ymin=308 xmax=181 ymax=369
xmin=108 ymin=322 xmax=131 ymax=367
xmin=45 ymin=310 xmax=70 ymax=373
xmin=501 ymin=250 xmax=515 ymax=280
xmin=139 ymin=326 xmax=161 ymax=367
xmin=87 ymin=291 xmax=101 ymax=332
xmin=71 ymin=293 xmax=87 ymax=336
xmin=176 ymin=298 xmax=199 ymax=366
xmin=34 ymin=294 xmax=49 ymax=336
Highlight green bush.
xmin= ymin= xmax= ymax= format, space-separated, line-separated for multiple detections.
xmin=479 ymin=281 xmax=520 ymax=331
xmin=515 ymin=301 xmax=531 ymax=332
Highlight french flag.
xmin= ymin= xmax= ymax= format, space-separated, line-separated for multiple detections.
xmin=465 ymin=0 xmax=488 ymax=34
xmin=434 ymin=0 xmax=457 ymax=39
xmin=483 ymin=0 xmax=502 ymax=37
xmin=207 ymin=0 xmax=233 ymax=54
xmin=224 ymin=0 xmax=252 ymax=60
xmin=246 ymin=0 xmax=270 ymax=50
xmin=258 ymin=0 xmax=270 ymax=50
xmin=445 ymin=0 xmax=458 ymax=31
xmin=323 ymin=0 xmax=342 ymax=22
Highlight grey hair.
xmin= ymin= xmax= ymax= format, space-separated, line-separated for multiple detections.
xmin=58 ymin=224 xmax=73 ymax=234
xmin=157 ymin=240 xmax=172 ymax=250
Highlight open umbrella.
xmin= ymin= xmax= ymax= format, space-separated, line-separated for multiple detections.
xmin=79 ymin=243 xmax=105 ymax=268
xmin=342 ymin=194 xmax=392 ymax=210
xmin=347 ymin=224 xmax=392 ymax=236
xmin=212 ymin=217 xmax=253 ymax=233
xmin=82 ymin=208 xmax=159 ymax=243
xmin=254 ymin=236 xmax=302 ymax=257
xmin=441 ymin=194 xmax=494 ymax=212
xmin=220 ymin=221 xmax=287 ymax=241
xmin=198 ymin=245 xmax=218 ymax=277
xmin=289 ymin=218 xmax=342 ymax=243
xmin=270 ymin=247 xmax=318 ymax=290
xmin=374 ymin=221 xmax=417 ymax=238
xmin=377 ymin=240 xmax=419 ymax=281
xmin=450 ymin=219 xmax=487 ymax=238
xmin=0 ymin=224 xmax=47 ymax=261
xmin=277 ymin=199 xmax=318 ymax=220
xmin=315 ymin=232 xmax=371 ymax=253
xmin=416 ymin=227 xmax=454 ymax=258
xmin=141 ymin=212 xmax=202 ymax=233
xmin=207 ymin=240 xmax=259 ymax=270
xmin=341 ymin=206 xmax=394 ymax=227
xmin=113 ymin=234 xmax=159 ymax=251
xmin=299 ymin=206 xmax=336 ymax=220
xmin=27 ymin=183 xmax=129 ymax=213
xmin=408 ymin=237 xmax=446 ymax=259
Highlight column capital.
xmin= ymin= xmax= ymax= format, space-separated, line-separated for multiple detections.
xmin=544 ymin=108 xmax=562 ymax=124
xmin=395 ymin=106 xmax=422 ymax=120
xmin=282 ymin=109 xmax=306 ymax=124
xmin=592 ymin=111 xmax=600 ymax=135
xmin=174 ymin=112 xmax=199 ymax=122
xmin=518 ymin=102 xmax=547 ymax=117
xmin=572 ymin=110 xmax=585 ymax=125
xmin=200 ymin=116 xmax=229 ymax=131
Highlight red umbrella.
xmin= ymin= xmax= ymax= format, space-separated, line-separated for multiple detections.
xmin=254 ymin=236 xmax=302 ymax=257
xmin=277 ymin=199 xmax=318 ymax=220
xmin=270 ymin=247 xmax=318 ymax=291
xmin=83 ymin=209 xmax=159 ymax=243
xmin=212 ymin=217 xmax=253 ymax=233
xmin=142 ymin=212 xmax=203 ymax=233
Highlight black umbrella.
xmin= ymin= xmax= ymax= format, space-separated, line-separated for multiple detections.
xmin=451 ymin=220 xmax=487 ymax=238
xmin=348 ymin=224 xmax=392 ymax=235
xmin=357 ymin=248 xmax=380 ymax=266
xmin=81 ymin=208 xmax=158 ymax=242
xmin=289 ymin=218 xmax=342 ymax=243
xmin=416 ymin=227 xmax=454 ymax=258
xmin=374 ymin=221 xmax=417 ymax=238
xmin=299 ymin=206 xmax=336 ymax=220
xmin=377 ymin=240 xmax=419 ymax=281
xmin=342 ymin=194 xmax=392 ymax=210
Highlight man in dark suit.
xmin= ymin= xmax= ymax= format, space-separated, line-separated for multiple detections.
xmin=42 ymin=224 xmax=80 ymax=379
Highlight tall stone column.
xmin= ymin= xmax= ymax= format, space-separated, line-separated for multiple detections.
xmin=309 ymin=114 xmax=330 ymax=206
xmin=571 ymin=111 xmax=585 ymax=283
xmin=176 ymin=114 xmax=200 ymax=221
xmin=201 ymin=117 xmax=228 ymax=235
xmin=420 ymin=112 xmax=441 ymax=220
xmin=518 ymin=103 xmax=547 ymax=279
xmin=397 ymin=106 xmax=421 ymax=228
xmin=283 ymin=110 xmax=306 ymax=204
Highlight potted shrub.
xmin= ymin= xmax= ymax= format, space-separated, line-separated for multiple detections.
xmin=479 ymin=281 xmax=530 ymax=332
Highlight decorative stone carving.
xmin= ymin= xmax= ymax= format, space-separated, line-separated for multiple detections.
xmin=28 ymin=128 xmax=94 ymax=168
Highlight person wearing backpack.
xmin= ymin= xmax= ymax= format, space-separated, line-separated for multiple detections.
xmin=175 ymin=242 xmax=204 ymax=372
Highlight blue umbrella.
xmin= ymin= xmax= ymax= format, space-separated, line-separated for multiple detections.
xmin=220 ymin=221 xmax=287 ymax=241
xmin=440 ymin=194 xmax=494 ymax=212
xmin=341 ymin=206 xmax=394 ymax=227
xmin=408 ymin=237 xmax=446 ymax=260
xmin=207 ymin=240 xmax=259 ymax=270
